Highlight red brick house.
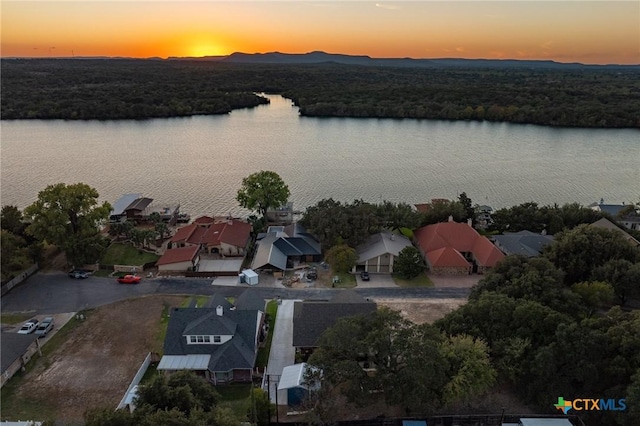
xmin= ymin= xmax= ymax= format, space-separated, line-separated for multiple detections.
xmin=170 ymin=217 xmax=251 ymax=256
xmin=414 ymin=218 xmax=504 ymax=275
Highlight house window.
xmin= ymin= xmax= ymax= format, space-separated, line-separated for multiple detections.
xmin=187 ymin=335 xmax=215 ymax=344
xmin=214 ymin=335 xmax=221 ymax=343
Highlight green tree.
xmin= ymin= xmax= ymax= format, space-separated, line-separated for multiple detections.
xmin=543 ymin=224 xmax=640 ymax=285
xmin=247 ymin=388 xmax=273 ymax=426
xmin=236 ymin=171 xmax=290 ymax=219
xmin=591 ymin=259 xmax=640 ymax=304
xmin=420 ymin=200 xmax=466 ymax=226
xmin=571 ymin=281 xmax=614 ymax=317
xmin=1 ymin=205 xmax=24 ymax=234
xmin=394 ymin=246 xmax=425 ymax=279
xmin=24 ymin=183 xmax=112 ymax=266
xmin=325 ymin=243 xmax=357 ymax=273
xmin=439 ymin=334 xmax=496 ymax=405
xmin=470 ymin=255 xmax=582 ymax=316
xmin=457 ymin=192 xmax=475 ymax=222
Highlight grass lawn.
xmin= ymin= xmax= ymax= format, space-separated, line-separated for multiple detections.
xmin=0 ymin=311 xmax=89 ymax=422
xmin=216 ymin=384 xmax=252 ymax=420
xmin=255 ymin=300 xmax=278 ymax=368
xmin=100 ymin=243 xmax=159 ymax=266
xmin=0 ymin=313 xmax=33 ymax=325
xmin=332 ymin=271 xmax=357 ymax=288
xmin=392 ymin=272 xmax=434 ymax=288
xmin=91 ymin=269 xmax=114 ymax=277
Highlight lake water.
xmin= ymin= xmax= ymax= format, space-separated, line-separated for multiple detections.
xmin=1 ymin=94 xmax=638 ymax=218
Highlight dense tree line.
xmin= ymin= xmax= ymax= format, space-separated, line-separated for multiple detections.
xmin=437 ymin=225 xmax=640 ymax=425
xmin=307 ymin=308 xmax=496 ymax=418
xmin=300 ymin=199 xmax=421 ymax=249
xmin=1 ymin=205 xmax=44 ymax=283
xmin=2 ymin=59 xmax=639 ymax=127
xmin=488 ymin=202 xmax=605 ymax=234
xmin=84 ymin=371 xmax=255 ymax=425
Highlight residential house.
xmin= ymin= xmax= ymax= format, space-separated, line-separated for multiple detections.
xmin=293 ymin=291 xmax=377 ymax=357
xmin=157 ymin=245 xmax=200 ymax=272
xmin=352 ymin=231 xmax=414 ymax=273
xmin=589 ymin=198 xmax=628 ymax=217
xmin=158 ymin=291 xmax=265 ymax=384
xmin=414 ymin=217 xmax=505 ymax=275
xmin=492 ymin=230 xmax=554 ymax=257
xmin=169 ymin=217 xmax=252 ymax=256
xmin=251 ymin=223 xmax=322 ymax=271
xmin=1 ymin=332 xmax=40 ymax=388
xmin=414 ymin=198 xmax=451 ymax=214
xmin=590 ymin=217 xmax=640 ymax=247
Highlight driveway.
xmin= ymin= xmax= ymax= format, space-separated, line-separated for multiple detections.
xmin=355 ymin=273 xmax=398 ymax=288
xmin=265 ymin=299 xmax=299 ymax=405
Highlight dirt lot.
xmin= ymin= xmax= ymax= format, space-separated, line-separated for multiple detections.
xmin=7 ymin=295 xmax=185 ymax=424
xmin=374 ymin=298 xmax=468 ymax=324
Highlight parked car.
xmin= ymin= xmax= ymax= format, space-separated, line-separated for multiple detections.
xmin=35 ymin=317 xmax=54 ymax=337
xmin=117 ymin=274 xmax=141 ymax=284
xmin=360 ymin=271 xmax=370 ymax=281
xmin=306 ymin=267 xmax=318 ymax=282
xmin=17 ymin=319 xmax=39 ymax=334
xmin=69 ymin=269 xmax=89 ymax=279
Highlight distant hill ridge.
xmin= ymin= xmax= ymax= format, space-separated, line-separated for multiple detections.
xmin=9 ymin=51 xmax=638 ymax=69
xmin=213 ymin=51 xmax=637 ymax=69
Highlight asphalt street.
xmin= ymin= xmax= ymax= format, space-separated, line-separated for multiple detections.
xmin=1 ymin=272 xmax=470 ymax=315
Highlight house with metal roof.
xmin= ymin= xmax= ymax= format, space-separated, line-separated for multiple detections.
xmin=492 ymin=230 xmax=554 ymax=257
xmin=352 ymin=231 xmax=414 ymax=273
xmin=251 ymin=223 xmax=322 ymax=271
xmin=293 ymin=291 xmax=377 ymax=357
xmin=158 ymin=292 xmax=265 ymax=384
xmin=110 ymin=193 xmax=142 ymax=222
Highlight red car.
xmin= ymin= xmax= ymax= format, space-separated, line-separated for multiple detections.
xmin=117 ymin=274 xmax=141 ymax=284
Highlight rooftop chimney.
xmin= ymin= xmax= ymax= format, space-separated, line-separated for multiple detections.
xmin=467 ymin=218 xmax=473 ymax=227
xmin=216 ymin=305 xmax=223 ymax=316
xmin=448 ymin=215 xmax=454 ymax=222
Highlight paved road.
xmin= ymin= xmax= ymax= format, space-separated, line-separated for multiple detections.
xmin=265 ymin=299 xmax=299 ymax=405
xmin=1 ymin=272 xmax=470 ymax=315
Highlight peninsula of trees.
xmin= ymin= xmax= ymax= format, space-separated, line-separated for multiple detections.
xmin=2 ymin=58 xmax=639 ymax=128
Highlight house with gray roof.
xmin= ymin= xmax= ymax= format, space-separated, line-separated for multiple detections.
xmin=492 ymin=230 xmax=555 ymax=257
xmin=1 ymin=332 xmax=40 ymax=388
xmin=590 ymin=217 xmax=640 ymax=247
xmin=352 ymin=231 xmax=414 ymax=273
xmin=251 ymin=223 xmax=322 ymax=271
xmin=293 ymin=291 xmax=377 ymax=357
xmin=158 ymin=293 xmax=265 ymax=384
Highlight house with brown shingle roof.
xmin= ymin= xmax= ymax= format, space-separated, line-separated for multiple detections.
xmin=414 ymin=218 xmax=504 ymax=275
xmin=157 ymin=245 xmax=200 ymax=272
xmin=169 ymin=217 xmax=252 ymax=256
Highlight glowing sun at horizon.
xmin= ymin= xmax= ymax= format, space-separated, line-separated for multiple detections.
xmin=188 ymin=42 xmax=226 ymax=57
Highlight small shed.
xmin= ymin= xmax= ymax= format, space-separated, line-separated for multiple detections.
xmin=239 ymin=269 xmax=259 ymax=286
xmin=277 ymin=363 xmax=320 ymax=407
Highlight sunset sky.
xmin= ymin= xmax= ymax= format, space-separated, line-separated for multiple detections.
xmin=2 ymin=1 xmax=639 ymax=65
